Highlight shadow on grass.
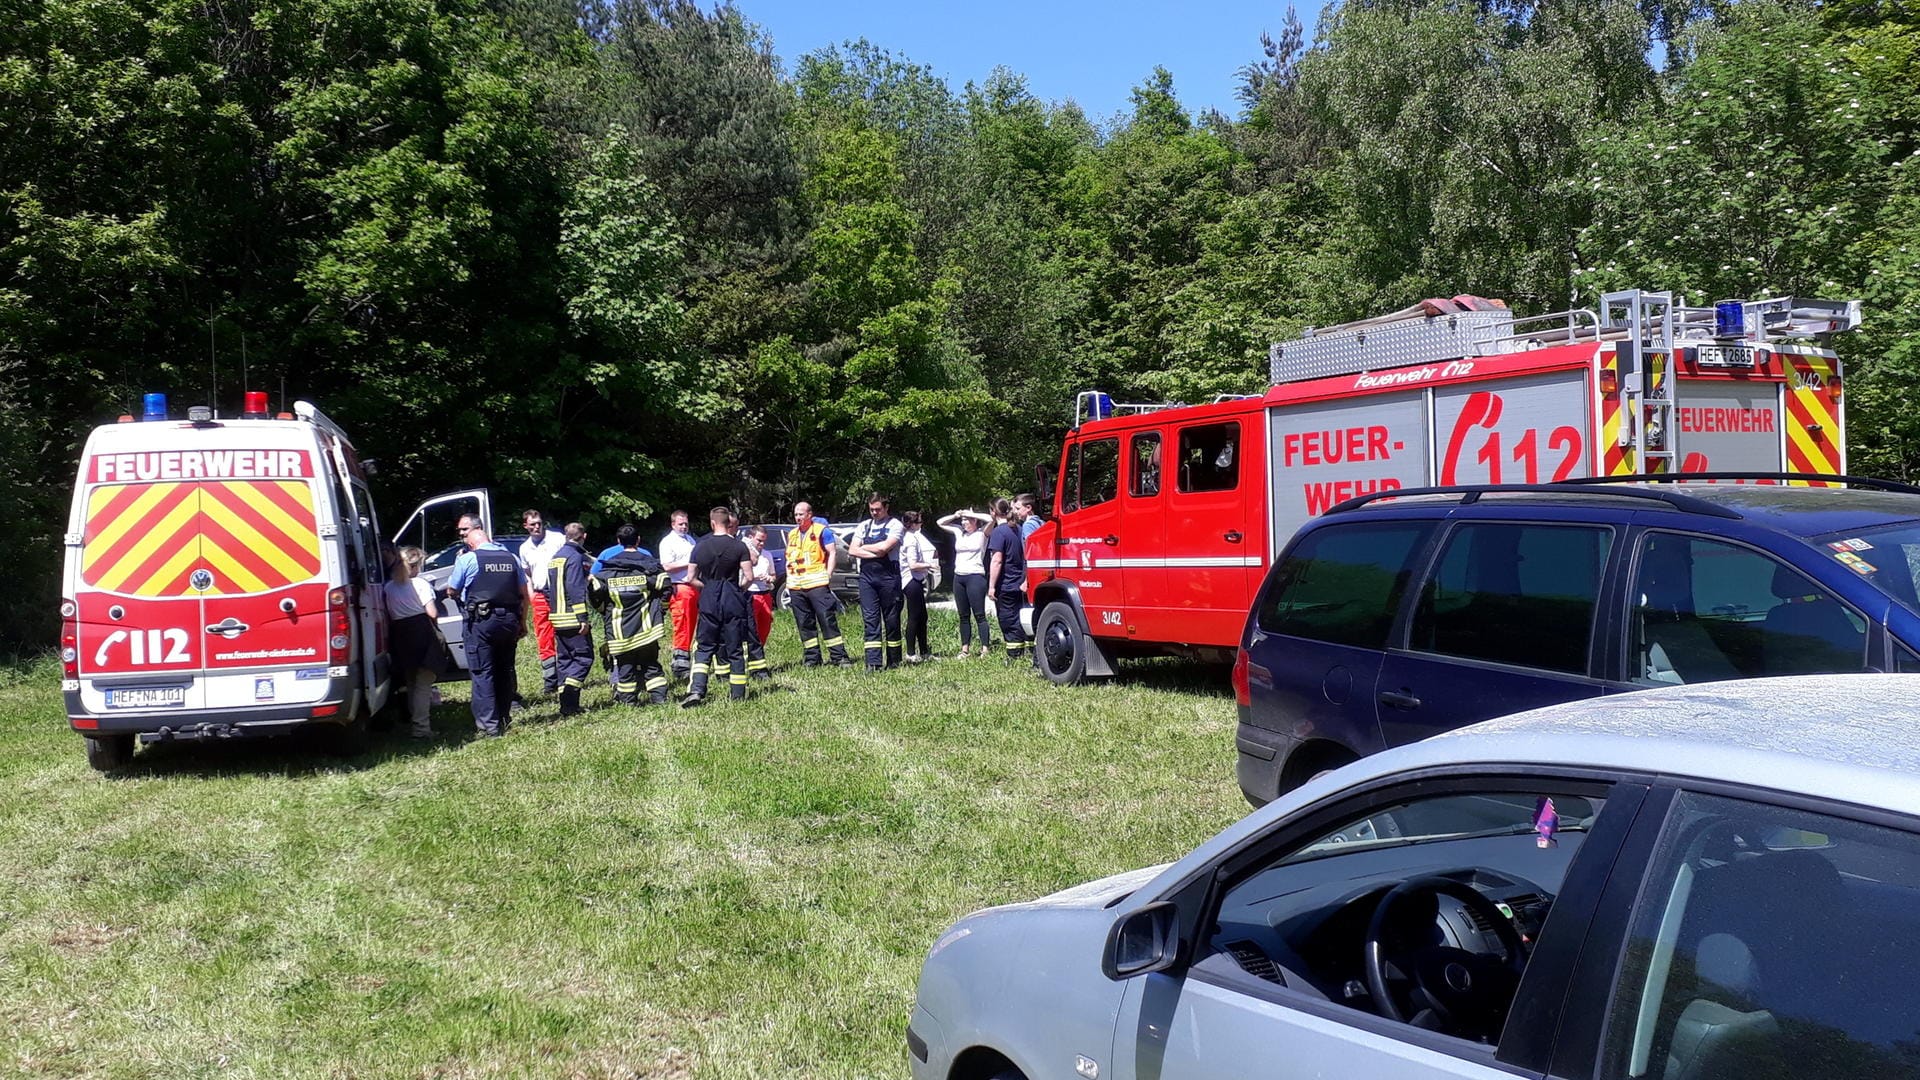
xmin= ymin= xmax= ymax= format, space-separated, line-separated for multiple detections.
xmin=106 ymin=702 xmax=487 ymax=780
xmin=1106 ymin=656 xmax=1233 ymax=699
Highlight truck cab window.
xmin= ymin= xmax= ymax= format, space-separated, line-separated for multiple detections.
xmin=1131 ymin=433 xmax=1162 ymax=497
xmin=1065 ymin=438 xmax=1119 ymax=512
xmin=1178 ymin=422 xmax=1240 ymax=493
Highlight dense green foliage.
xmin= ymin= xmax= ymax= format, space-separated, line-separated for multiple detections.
xmin=5 ymin=0 xmax=1918 ymax=646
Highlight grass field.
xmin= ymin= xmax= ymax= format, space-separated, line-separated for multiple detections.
xmin=0 ymin=610 xmax=1245 ymax=1078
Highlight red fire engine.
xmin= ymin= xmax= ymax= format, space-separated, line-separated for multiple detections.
xmin=1024 ymin=288 xmax=1861 ymax=684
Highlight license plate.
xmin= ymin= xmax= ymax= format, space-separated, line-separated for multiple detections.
xmin=1694 ymin=344 xmax=1755 ymax=368
xmin=104 ymin=686 xmax=187 ymax=709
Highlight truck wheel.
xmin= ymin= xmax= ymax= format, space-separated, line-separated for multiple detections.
xmin=84 ymin=734 xmax=134 ymax=771
xmin=1036 ymin=603 xmax=1087 ymax=686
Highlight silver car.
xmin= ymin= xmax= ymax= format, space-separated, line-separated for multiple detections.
xmin=910 ymin=674 xmax=1920 ymax=1080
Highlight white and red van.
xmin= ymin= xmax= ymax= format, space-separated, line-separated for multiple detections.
xmin=60 ymin=392 xmax=395 ymax=769
xmin=1024 ymin=288 xmax=1861 ymax=684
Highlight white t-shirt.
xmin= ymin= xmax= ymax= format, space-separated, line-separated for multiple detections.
xmin=385 ymin=577 xmax=428 ymax=619
xmin=950 ymin=528 xmax=988 ymax=576
xmin=899 ymin=530 xmax=936 ymax=586
xmin=659 ymin=530 xmax=697 ymax=583
xmin=854 ymin=518 xmax=905 ymax=570
xmin=518 ymin=530 xmax=566 ymax=591
xmin=748 ymin=551 xmax=776 ymax=593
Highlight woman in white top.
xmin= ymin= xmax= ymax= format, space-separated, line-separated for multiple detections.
xmin=384 ymin=545 xmax=448 ymax=738
xmin=898 ymin=511 xmax=938 ymax=662
xmin=939 ymin=508 xmax=994 ymax=657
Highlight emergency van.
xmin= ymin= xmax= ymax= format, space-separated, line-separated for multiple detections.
xmin=60 ymin=392 xmax=394 ymax=769
xmin=1025 ymin=288 xmax=1862 ymax=684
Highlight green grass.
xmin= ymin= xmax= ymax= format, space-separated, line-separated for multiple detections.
xmin=0 ymin=611 xmax=1244 ymax=1078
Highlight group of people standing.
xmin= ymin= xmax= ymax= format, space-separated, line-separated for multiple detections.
xmin=408 ymin=493 xmax=1044 ymax=739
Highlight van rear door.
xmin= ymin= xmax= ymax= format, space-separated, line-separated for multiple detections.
xmin=194 ymin=467 xmax=333 ymax=709
xmin=73 ymin=478 xmax=207 ymax=711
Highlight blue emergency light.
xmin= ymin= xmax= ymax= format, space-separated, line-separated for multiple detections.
xmin=1714 ymin=300 xmax=1746 ymax=338
xmin=1091 ymin=392 xmax=1115 ymax=420
xmin=141 ymin=392 xmax=168 ymax=422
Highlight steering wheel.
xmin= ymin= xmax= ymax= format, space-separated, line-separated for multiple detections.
xmin=1362 ymin=873 xmax=1530 ymax=1041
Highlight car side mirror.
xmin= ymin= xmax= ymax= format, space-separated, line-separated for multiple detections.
xmin=1035 ymin=463 xmax=1056 ymax=508
xmin=1102 ymin=901 xmax=1179 ymax=980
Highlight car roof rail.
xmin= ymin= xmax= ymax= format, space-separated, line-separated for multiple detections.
xmin=1558 ymin=472 xmax=1920 ymax=495
xmin=1323 ymin=483 xmax=1743 ymax=519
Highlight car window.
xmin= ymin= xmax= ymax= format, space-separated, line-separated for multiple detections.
xmin=1203 ymin=784 xmax=1611 ymax=1050
xmin=1600 ymin=790 xmax=1920 ymax=1080
xmin=1177 ymin=421 xmax=1239 ymax=494
xmin=1131 ymin=433 xmax=1162 ymax=498
xmin=1629 ymin=533 xmax=1869 ymax=686
xmin=1258 ymin=521 xmax=1436 ymax=648
xmin=1062 ymin=438 xmax=1120 ymax=513
xmin=1826 ymin=521 xmax=1920 ymax=614
xmin=1409 ymin=523 xmax=1613 ymax=675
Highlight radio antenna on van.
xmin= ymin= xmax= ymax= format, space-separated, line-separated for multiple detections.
xmin=206 ymin=307 xmax=218 ymax=416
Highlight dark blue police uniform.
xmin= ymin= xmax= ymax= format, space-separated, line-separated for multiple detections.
xmin=450 ymin=541 xmax=527 ymax=736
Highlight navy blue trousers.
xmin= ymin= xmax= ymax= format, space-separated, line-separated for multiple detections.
xmin=465 ymin=609 xmax=521 ymax=735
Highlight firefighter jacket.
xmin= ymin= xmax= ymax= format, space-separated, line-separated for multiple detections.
xmin=788 ymin=520 xmax=834 ymax=590
xmin=590 ymin=548 xmax=670 ymax=654
xmin=543 ymin=540 xmax=593 ymax=631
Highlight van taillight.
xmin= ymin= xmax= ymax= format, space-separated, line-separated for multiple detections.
xmin=328 ymin=587 xmax=350 ymax=664
xmin=1231 ymin=646 xmax=1252 ymax=708
xmin=60 ymin=598 xmax=78 ymax=678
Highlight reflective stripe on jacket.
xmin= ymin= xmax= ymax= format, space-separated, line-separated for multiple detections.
xmin=591 ymin=549 xmax=670 ymax=653
xmin=544 ymin=542 xmax=593 ymax=630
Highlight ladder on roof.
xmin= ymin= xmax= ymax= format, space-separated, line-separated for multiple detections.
xmin=1603 ymin=290 xmax=1677 ymax=475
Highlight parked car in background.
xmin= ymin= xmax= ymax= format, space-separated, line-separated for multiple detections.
xmin=1236 ymin=476 xmax=1920 ymax=804
xmin=911 ymin=674 xmax=1920 ymax=1080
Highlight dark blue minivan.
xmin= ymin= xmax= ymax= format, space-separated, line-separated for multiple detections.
xmin=1236 ymin=477 xmax=1920 ymax=805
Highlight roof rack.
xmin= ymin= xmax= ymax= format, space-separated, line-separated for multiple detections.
xmin=1559 ymin=472 xmax=1920 ymax=495
xmin=1322 ymin=484 xmax=1742 ymax=519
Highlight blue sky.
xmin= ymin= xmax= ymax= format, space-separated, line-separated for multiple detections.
xmin=735 ymin=0 xmax=1310 ymax=123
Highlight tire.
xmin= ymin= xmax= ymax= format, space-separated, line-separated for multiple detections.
xmin=84 ymin=734 xmax=134 ymax=772
xmin=1035 ymin=602 xmax=1087 ymax=686
xmin=775 ymin=584 xmax=790 ymax=611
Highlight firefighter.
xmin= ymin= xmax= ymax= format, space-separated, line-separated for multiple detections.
xmin=986 ymin=497 xmax=1030 ymax=664
xmin=445 ymin=519 xmax=532 ymax=737
xmin=786 ymin=501 xmax=852 ymax=667
xmin=591 ymin=525 xmax=671 ymax=705
xmin=544 ymin=522 xmax=595 ymax=717
xmin=517 ymin=509 xmax=567 ymax=695
xmin=659 ymin=510 xmax=698 ymax=680
xmin=682 ymin=507 xmax=753 ymax=707
xmin=847 ymin=492 xmax=905 ymax=670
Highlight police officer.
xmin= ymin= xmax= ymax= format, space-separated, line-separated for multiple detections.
xmin=591 ymin=525 xmax=671 ymax=705
xmin=543 ymin=522 xmax=594 ymax=717
xmin=682 ymin=507 xmax=753 ymax=707
xmin=444 ymin=517 xmax=532 ymax=737
xmin=786 ymin=501 xmax=852 ymax=667
xmin=847 ymin=492 xmax=905 ymax=670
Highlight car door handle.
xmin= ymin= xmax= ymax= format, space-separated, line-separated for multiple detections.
xmin=1224 ymin=530 xmax=1243 ymax=543
xmin=1379 ymin=689 xmax=1421 ymax=710
xmin=205 ymin=618 xmax=250 ymax=638
xmin=1104 ymin=534 xmax=1119 ymax=546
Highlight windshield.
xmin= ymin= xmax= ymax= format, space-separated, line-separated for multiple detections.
xmin=1816 ymin=522 xmax=1920 ymax=614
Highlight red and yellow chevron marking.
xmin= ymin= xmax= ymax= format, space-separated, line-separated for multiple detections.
xmin=82 ymin=480 xmax=321 ymax=596
xmin=1784 ymin=354 xmax=1841 ymax=486
xmin=1600 ymin=351 xmax=1631 ymax=475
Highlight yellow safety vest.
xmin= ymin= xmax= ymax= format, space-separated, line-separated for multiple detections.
xmin=788 ymin=522 xmax=832 ymax=590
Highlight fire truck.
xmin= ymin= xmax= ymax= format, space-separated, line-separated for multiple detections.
xmin=1024 ymin=288 xmax=1862 ymax=684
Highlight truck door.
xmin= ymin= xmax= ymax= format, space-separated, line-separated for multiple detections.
xmin=319 ymin=435 xmax=390 ymax=714
xmin=73 ymin=478 xmax=208 ymax=712
xmin=1671 ymin=379 xmax=1788 ymax=475
xmin=1163 ymin=418 xmax=1255 ymax=647
xmin=1375 ymin=519 xmax=1617 ymax=749
xmin=1057 ymin=435 xmax=1124 ymax=630
xmin=1120 ymin=430 xmax=1167 ymax=640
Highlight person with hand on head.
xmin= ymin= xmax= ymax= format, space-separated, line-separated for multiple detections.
xmin=743 ymin=525 xmax=777 ymax=681
xmin=848 ymin=493 xmax=906 ymax=670
xmin=987 ymin=498 xmax=1031 ymax=665
xmin=517 ymin=509 xmax=567 ymax=696
xmin=939 ymin=508 xmax=994 ymax=658
xmin=898 ymin=511 xmax=936 ymax=662
xmin=383 ymin=544 xmax=448 ymax=739
xmin=543 ymin=522 xmax=595 ymax=717
xmin=682 ymin=507 xmax=754 ymax=707
xmin=784 ymin=501 xmax=852 ymax=667
xmin=590 ymin=525 xmax=672 ymax=706
xmin=658 ymin=510 xmax=698 ymax=681
xmin=445 ymin=516 xmax=532 ymax=737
